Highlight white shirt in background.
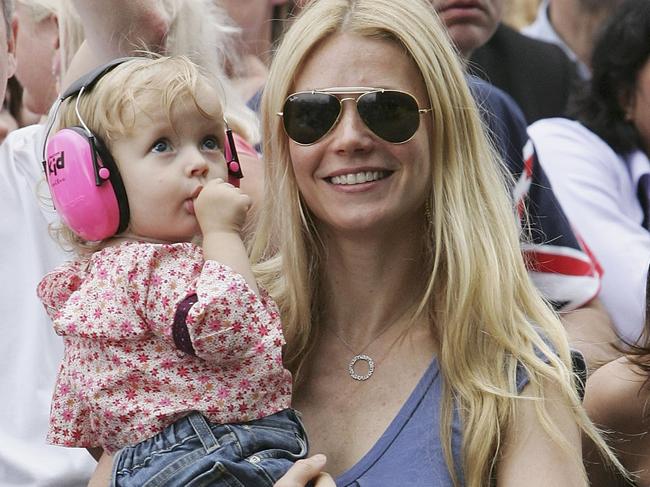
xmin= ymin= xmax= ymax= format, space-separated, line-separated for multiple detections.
xmin=0 ymin=124 xmax=95 ymax=486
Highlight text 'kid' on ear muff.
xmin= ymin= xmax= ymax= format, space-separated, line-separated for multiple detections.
xmin=43 ymin=57 xmax=133 ymax=242
xmin=42 ymin=57 xmax=244 ymax=242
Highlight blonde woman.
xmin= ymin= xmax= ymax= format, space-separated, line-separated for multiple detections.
xmin=251 ymin=0 xmax=623 ymax=485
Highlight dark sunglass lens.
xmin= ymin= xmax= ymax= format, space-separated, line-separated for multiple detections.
xmin=282 ymin=93 xmax=341 ymax=144
xmin=358 ymin=91 xmax=421 ymax=143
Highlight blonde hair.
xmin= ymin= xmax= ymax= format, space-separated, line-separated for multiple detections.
xmin=251 ymin=0 xmax=623 ymax=485
xmin=49 ymin=55 xmax=227 ymax=253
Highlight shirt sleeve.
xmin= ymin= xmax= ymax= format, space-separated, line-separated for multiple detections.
xmin=516 ymin=140 xmax=602 ymax=311
xmin=130 ymin=245 xmax=281 ymax=362
xmin=467 ymin=76 xmax=602 ymax=312
xmin=183 ymin=260 xmax=283 ymax=363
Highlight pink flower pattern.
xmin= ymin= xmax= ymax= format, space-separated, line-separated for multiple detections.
xmin=37 ymin=241 xmax=292 ymax=454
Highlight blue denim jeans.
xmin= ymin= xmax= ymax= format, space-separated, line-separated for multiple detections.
xmin=111 ymin=409 xmax=308 ymax=487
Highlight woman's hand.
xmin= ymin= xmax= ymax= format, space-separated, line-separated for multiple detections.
xmin=274 ymin=454 xmax=336 ymax=487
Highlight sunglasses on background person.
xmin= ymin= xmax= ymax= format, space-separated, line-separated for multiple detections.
xmin=278 ymin=87 xmax=432 ymax=145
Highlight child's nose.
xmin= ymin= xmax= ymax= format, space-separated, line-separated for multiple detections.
xmin=186 ymin=151 xmax=210 ymax=178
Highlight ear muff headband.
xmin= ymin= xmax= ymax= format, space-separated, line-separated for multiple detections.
xmin=43 ymin=57 xmax=135 ymax=241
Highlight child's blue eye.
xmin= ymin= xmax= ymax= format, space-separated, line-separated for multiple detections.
xmin=201 ymin=136 xmax=220 ymax=151
xmin=151 ymin=139 xmax=171 ymax=153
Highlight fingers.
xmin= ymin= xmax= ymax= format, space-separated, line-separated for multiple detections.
xmin=274 ymin=454 xmax=328 ymax=487
xmin=313 ymin=472 xmax=337 ymax=487
xmin=212 ymin=177 xmax=236 ymax=189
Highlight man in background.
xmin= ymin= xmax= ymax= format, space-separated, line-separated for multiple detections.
xmin=523 ymin=0 xmax=623 ymax=80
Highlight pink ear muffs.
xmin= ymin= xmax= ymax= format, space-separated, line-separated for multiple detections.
xmin=45 ymin=126 xmax=129 ymax=241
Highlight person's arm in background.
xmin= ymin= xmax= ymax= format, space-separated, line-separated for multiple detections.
xmin=62 ymin=0 xmax=170 ymax=88
xmin=560 ymin=298 xmax=619 ymax=374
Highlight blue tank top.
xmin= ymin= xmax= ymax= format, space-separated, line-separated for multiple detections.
xmin=335 ymin=357 xmax=534 ymax=486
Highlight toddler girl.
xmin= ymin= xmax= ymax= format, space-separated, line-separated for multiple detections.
xmin=37 ymin=56 xmax=307 ymax=486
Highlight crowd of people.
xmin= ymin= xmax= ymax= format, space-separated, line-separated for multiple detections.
xmin=0 ymin=0 xmax=648 ymax=486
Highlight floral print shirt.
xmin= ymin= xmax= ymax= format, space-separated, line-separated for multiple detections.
xmin=37 ymin=241 xmax=292 ymax=454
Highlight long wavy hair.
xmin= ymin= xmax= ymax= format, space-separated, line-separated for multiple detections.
xmin=250 ymin=0 xmax=624 ymax=485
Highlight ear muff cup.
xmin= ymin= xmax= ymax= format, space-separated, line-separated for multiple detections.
xmin=45 ymin=126 xmax=130 ymax=241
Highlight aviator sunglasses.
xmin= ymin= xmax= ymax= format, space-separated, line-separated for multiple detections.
xmin=278 ymin=87 xmax=432 ymax=145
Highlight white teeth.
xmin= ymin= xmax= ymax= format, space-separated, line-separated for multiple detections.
xmin=330 ymin=171 xmax=386 ymax=185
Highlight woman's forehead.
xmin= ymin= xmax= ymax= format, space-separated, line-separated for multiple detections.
xmin=293 ymin=33 xmax=426 ymax=98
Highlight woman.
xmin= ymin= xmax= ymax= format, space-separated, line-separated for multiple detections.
xmin=85 ymin=0 xmax=620 ymax=484
xmin=528 ymin=0 xmax=650 ymax=344
xmin=254 ymin=0 xmax=621 ymax=485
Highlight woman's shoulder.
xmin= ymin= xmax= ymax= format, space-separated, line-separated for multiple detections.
xmin=584 ymin=357 xmax=648 ymax=433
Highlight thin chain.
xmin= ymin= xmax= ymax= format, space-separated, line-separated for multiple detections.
xmin=329 ymin=319 xmax=397 ymax=356
xmin=328 ymin=311 xmax=415 ymax=381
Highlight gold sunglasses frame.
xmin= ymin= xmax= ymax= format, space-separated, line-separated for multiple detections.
xmin=277 ymin=86 xmax=432 ymax=145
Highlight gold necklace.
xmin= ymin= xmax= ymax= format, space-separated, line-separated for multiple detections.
xmin=329 ymin=320 xmax=400 ymax=381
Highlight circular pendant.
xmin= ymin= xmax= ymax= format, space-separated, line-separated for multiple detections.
xmin=348 ymin=354 xmax=375 ymax=381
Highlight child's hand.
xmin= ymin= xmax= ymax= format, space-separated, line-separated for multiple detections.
xmin=194 ymin=178 xmax=251 ymax=236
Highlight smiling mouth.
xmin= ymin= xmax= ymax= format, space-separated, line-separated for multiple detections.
xmin=440 ymin=0 xmax=482 ymax=12
xmin=327 ymin=170 xmax=391 ymax=185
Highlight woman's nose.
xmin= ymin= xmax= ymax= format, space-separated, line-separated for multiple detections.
xmin=329 ymin=99 xmax=374 ymax=151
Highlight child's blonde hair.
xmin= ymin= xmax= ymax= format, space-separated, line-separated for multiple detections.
xmin=49 ymin=55 xmax=231 ymax=253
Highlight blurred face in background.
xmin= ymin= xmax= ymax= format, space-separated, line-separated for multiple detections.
xmin=218 ymin=0 xmax=287 ymax=61
xmin=429 ymin=0 xmax=503 ymax=57
xmin=0 ymin=0 xmax=16 ymax=104
xmin=14 ymin=2 xmax=59 ymax=115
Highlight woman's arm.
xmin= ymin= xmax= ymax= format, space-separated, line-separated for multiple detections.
xmin=497 ymin=379 xmax=586 ymax=486
xmin=583 ymin=357 xmax=646 ymax=487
